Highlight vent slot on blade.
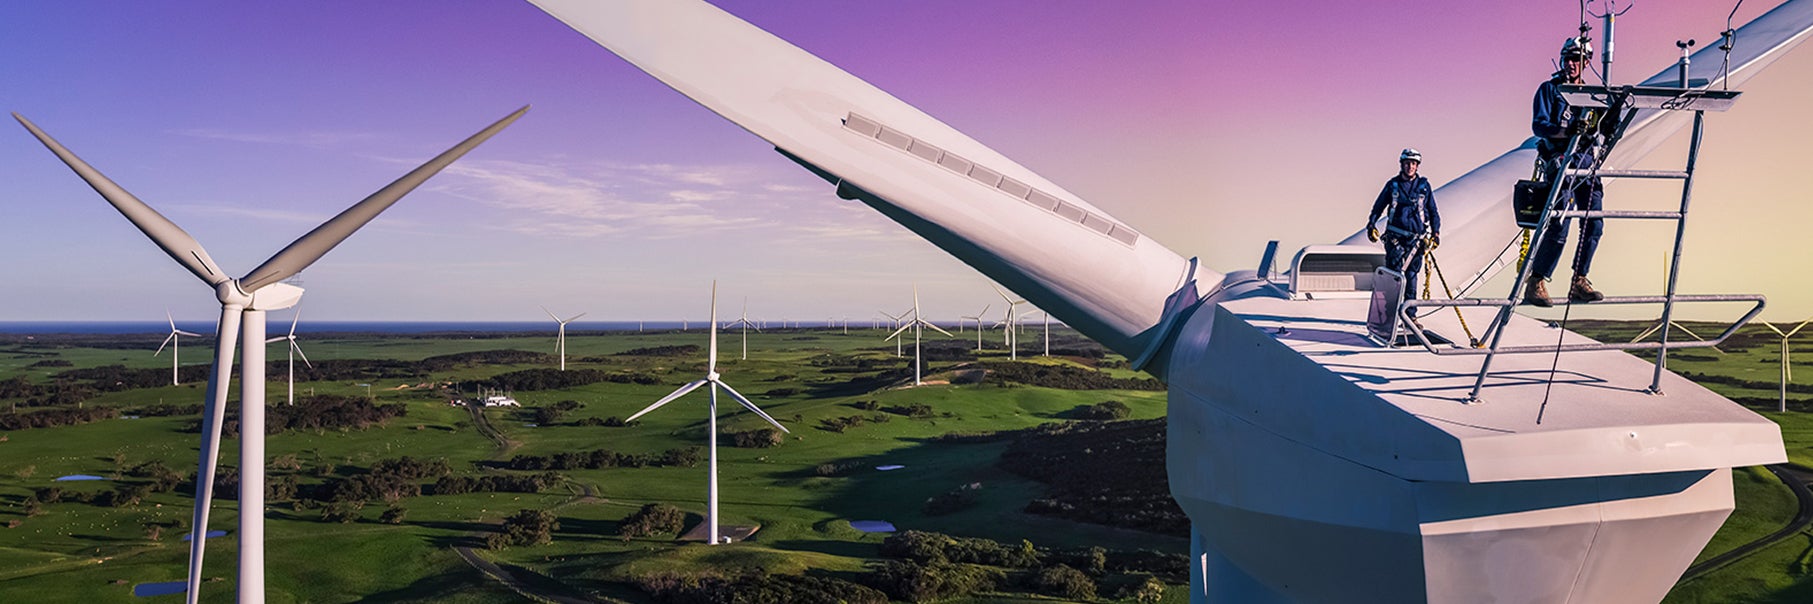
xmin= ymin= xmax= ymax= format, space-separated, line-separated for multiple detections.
xmin=842 ymin=112 xmax=1139 ymax=248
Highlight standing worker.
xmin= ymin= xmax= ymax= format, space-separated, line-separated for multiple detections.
xmin=1366 ymin=148 xmax=1440 ymax=300
xmin=1525 ymin=37 xmax=1616 ymax=306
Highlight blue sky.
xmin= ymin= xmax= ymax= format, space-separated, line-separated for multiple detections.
xmin=2 ymin=1 xmax=1808 ymax=324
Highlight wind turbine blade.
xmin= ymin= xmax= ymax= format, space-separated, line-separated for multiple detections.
xmin=156 ymin=333 xmax=176 ymax=356
xmin=627 ymin=379 xmax=708 ymax=422
xmin=175 ymin=330 xmax=203 ymax=337
xmin=14 ymin=113 xmax=230 ymax=287
xmin=565 ymin=312 xmax=588 ymax=323
xmin=292 ymin=340 xmax=313 ymax=369
xmin=1788 ymin=318 xmax=1813 ymax=338
xmin=264 ymin=335 xmax=286 ymax=344
xmin=717 ymin=381 xmax=789 ymax=433
xmin=708 ymin=281 xmax=719 ymax=371
xmin=186 ymin=307 xmax=242 ymax=603
xmin=926 ymin=321 xmax=954 ymax=337
xmin=288 ymin=308 xmax=301 ymax=337
xmin=542 ymin=305 xmax=560 ymax=322
xmin=525 ymin=1 xmax=1203 ymax=359
xmin=885 ymin=323 xmax=911 ymax=341
xmin=239 ymin=106 xmax=529 ymax=291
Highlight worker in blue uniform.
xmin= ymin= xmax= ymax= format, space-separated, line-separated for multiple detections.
xmin=1525 ymin=36 xmax=1614 ymax=307
xmin=1366 ymin=148 xmax=1440 ymax=300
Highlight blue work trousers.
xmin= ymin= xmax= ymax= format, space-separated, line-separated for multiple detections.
xmin=1384 ymin=235 xmax=1425 ymax=299
xmin=1529 ymin=155 xmax=1604 ymax=280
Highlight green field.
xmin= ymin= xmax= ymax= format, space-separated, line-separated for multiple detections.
xmin=1 ymin=321 xmax=1808 ymax=603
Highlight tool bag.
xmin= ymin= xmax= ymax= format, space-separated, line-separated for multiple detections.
xmin=1512 ymin=179 xmax=1548 ymax=229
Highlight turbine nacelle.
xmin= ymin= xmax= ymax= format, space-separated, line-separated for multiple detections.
xmin=246 ymin=282 xmax=304 ymax=312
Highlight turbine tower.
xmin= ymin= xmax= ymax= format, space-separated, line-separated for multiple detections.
xmin=155 ymin=311 xmax=202 ymax=386
xmin=16 ymin=106 xmax=526 ymax=604
xmin=626 ymin=281 xmax=789 ymax=545
xmin=885 ymin=285 xmax=953 ymax=386
xmin=263 ymin=309 xmax=313 ymax=406
xmin=727 ymin=297 xmax=760 ymax=360
xmin=542 ymin=306 xmax=587 ymax=371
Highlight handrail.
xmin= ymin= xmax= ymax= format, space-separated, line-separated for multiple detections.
xmin=1397 ymin=294 xmax=1765 ymax=356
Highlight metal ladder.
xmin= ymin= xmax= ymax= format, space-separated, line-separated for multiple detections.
xmin=1397 ymin=84 xmax=1765 ymax=402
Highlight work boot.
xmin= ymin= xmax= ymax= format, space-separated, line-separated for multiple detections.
xmin=1569 ymin=275 xmax=1604 ymax=303
xmin=1524 ymin=277 xmax=1552 ymax=307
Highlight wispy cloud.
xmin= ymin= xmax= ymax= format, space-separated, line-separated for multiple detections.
xmin=170 ymin=128 xmax=379 ymax=148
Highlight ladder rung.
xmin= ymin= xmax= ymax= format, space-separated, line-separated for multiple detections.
xmin=1552 ymin=210 xmax=1683 ymax=220
xmin=1562 ymin=168 xmax=1689 ymax=179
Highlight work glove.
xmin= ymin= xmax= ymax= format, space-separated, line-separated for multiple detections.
xmin=1366 ymin=227 xmax=1379 ymax=242
xmin=1429 ymin=235 xmax=1440 ymax=250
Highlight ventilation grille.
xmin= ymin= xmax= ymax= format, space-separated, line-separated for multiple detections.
xmin=843 ymin=113 xmax=1139 ymax=247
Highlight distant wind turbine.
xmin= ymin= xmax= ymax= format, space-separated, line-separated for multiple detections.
xmin=886 ymin=285 xmax=954 ymax=386
xmin=879 ymin=309 xmax=909 ymax=357
xmin=1761 ymin=317 xmax=1812 ymax=413
xmin=728 ymin=297 xmax=760 ymax=360
xmin=961 ymin=305 xmax=991 ymax=351
xmin=155 ymin=311 xmax=202 ymax=386
xmin=263 ymin=309 xmax=313 ymax=406
xmin=626 ymin=281 xmax=789 ymax=545
xmin=991 ymin=285 xmax=1028 ymax=360
xmin=16 ymin=106 xmax=526 ymax=604
xmin=542 ymin=306 xmax=586 ymax=371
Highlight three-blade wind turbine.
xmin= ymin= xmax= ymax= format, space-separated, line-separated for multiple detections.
xmin=625 ymin=281 xmax=789 ymax=545
xmin=262 ymin=309 xmax=313 ymax=406
xmin=542 ymin=306 xmax=587 ymax=371
xmin=879 ymin=309 xmax=909 ymax=357
xmin=728 ymin=297 xmax=760 ymax=360
xmin=960 ymin=305 xmax=991 ymax=351
xmin=885 ymin=285 xmax=954 ymax=386
xmin=991 ymin=285 xmax=1027 ymax=360
xmin=155 ymin=311 xmax=203 ymax=386
xmin=16 ymin=106 xmax=526 ymax=604
xmin=1761 ymin=317 xmax=1812 ymax=413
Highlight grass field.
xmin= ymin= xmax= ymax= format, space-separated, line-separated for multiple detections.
xmin=0 ymin=321 xmax=1807 ymax=602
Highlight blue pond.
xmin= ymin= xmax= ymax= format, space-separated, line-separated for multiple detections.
xmin=133 ymin=581 xmax=186 ymax=597
xmin=849 ymin=520 xmax=897 ymax=533
xmin=180 ymin=530 xmax=228 ymax=541
xmin=54 ymin=475 xmax=107 ymax=482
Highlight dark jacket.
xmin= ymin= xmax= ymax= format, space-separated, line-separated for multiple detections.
xmin=1369 ymin=174 xmax=1439 ymax=239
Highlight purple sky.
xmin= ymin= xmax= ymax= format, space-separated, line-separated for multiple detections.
xmin=2 ymin=1 xmax=1808 ymax=324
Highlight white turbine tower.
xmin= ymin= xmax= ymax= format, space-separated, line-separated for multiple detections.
xmin=542 ymin=306 xmax=587 ymax=371
xmin=991 ymin=285 xmax=1028 ymax=360
xmin=15 ymin=107 xmax=525 ymax=604
xmin=155 ymin=311 xmax=202 ymax=386
xmin=886 ymin=285 xmax=954 ymax=386
xmin=728 ymin=297 xmax=759 ymax=360
xmin=263 ymin=310 xmax=313 ymax=406
xmin=960 ymin=305 xmax=991 ymax=351
xmin=1761 ymin=317 xmax=1812 ymax=413
xmin=626 ymin=281 xmax=789 ymax=545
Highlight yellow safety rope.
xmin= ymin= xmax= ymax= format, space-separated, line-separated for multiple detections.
xmin=1425 ymin=250 xmax=1481 ymax=348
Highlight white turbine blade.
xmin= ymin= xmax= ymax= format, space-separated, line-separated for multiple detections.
xmin=292 ymin=340 xmax=313 ymax=369
xmin=885 ymin=322 xmax=911 ymax=341
xmin=288 ymin=308 xmax=301 ymax=337
xmin=525 ymin=0 xmax=1203 ymax=359
xmin=564 ymin=312 xmax=587 ymax=323
xmin=264 ymin=335 xmax=286 ymax=344
xmin=542 ymin=305 xmax=561 ymax=322
xmin=156 ymin=333 xmax=176 ymax=356
xmin=167 ymin=310 xmax=178 ymax=331
xmin=717 ymin=381 xmax=789 ymax=433
xmin=708 ymin=281 xmax=719 ymax=371
xmin=628 ymin=379 xmax=708 ymax=422
xmin=175 ymin=329 xmax=203 ymax=337
xmin=239 ymin=106 xmax=528 ymax=291
xmin=925 ymin=321 xmax=954 ymax=337
xmin=186 ymin=307 xmax=242 ymax=603
xmin=1787 ymin=317 xmax=1813 ymax=339
xmin=15 ymin=114 xmax=230 ymax=287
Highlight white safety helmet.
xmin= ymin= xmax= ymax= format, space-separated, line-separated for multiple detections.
xmin=1399 ymin=148 xmax=1422 ymax=163
xmin=1561 ymin=37 xmax=1594 ymax=60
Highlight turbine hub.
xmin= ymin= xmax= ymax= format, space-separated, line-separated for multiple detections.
xmin=707 ymin=371 xmax=720 ymax=381
xmin=215 ymin=280 xmax=253 ymax=307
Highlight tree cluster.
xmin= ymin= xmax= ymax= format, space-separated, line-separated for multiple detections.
xmin=977 ymin=362 xmax=1163 ymax=391
xmin=729 ymin=428 xmax=785 ymax=448
xmin=998 ymin=419 xmax=1186 ymax=536
xmin=616 ymin=345 xmax=702 ymax=357
xmin=1070 ymin=400 xmax=1132 ymax=421
xmin=618 ymin=502 xmax=686 ymax=539
xmin=505 ymin=447 xmax=701 ymax=471
xmin=486 ymin=508 xmax=559 ymax=549
xmin=636 ymin=570 xmax=887 ymax=604
xmin=462 ymin=368 xmax=659 ymax=392
xmin=0 ymin=405 xmax=118 ymax=430
xmin=431 ymin=472 xmax=563 ymax=496
xmin=208 ymin=395 xmax=406 ymax=437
